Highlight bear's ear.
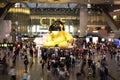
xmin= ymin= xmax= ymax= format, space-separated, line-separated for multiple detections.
xmin=55 ymin=44 xmax=58 ymax=47
xmin=49 ymin=20 xmax=65 ymax=31
xmin=60 ymin=24 xmax=63 ymax=31
xmin=49 ymin=25 xmax=54 ymax=31
xmin=59 ymin=21 xmax=65 ymax=31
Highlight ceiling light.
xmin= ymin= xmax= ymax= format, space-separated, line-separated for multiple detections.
xmin=0 ymin=3 xmax=6 ymax=8
xmin=113 ymin=9 xmax=120 ymax=12
xmin=93 ymin=30 xmax=98 ymax=33
xmin=113 ymin=15 xmax=117 ymax=20
xmin=114 ymin=1 xmax=120 ymax=4
xmin=78 ymin=30 xmax=80 ymax=32
xmin=14 ymin=3 xmax=20 ymax=8
xmin=87 ymin=4 xmax=91 ymax=8
xmin=101 ymin=38 xmax=105 ymax=42
xmin=108 ymin=38 xmax=112 ymax=42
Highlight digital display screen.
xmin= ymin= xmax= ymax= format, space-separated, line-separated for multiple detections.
xmin=0 ymin=43 xmax=13 ymax=47
xmin=113 ymin=39 xmax=120 ymax=46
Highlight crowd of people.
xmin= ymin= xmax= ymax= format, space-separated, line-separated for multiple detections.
xmin=0 ymin=39 xmax=120 ymax=80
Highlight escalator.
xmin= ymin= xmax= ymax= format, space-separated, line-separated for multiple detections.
xmin=0 ymin=3 xmax=14 ymax=20
xmin=98 ymin=5 xmax=119 ymax=30
xmin=97 ymin=5 xmax=120 ymax=38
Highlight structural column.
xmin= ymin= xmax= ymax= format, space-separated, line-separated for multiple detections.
xmin=79 ymin=5 xmax=88 ymax=36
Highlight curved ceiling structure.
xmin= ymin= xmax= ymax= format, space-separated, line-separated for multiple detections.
xmin=0 ymin=0 xmax=119 ymax=4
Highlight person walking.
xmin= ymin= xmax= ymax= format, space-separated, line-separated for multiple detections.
xmin=9 ymin=66 xmax=16 ymax=80
xmin=24 ymin=57 xmax=29 ymax=72
xmin=12 ymin=55 xmax=16 ymax=66
xmin=99 ymin=66 xmax=105 ymax=80
xmin=80 ymin=58 xmax=86 ymax=76
xmin=41 ymin=59 xmax=45 ymax=69
xmin=104 ymin=66 xmax=108 ymax=80
xmin=47 ymin=59 xmax=51 ymax=71
xmin=87 ymin=58 xmax=93 ymax=68
xmin=99 ymin=66 xmax=108 ymax=80
xmin=22 ymin=71 xmax=28 ymax=80
xmin=91 ymin=61 xmax=96 ymax=78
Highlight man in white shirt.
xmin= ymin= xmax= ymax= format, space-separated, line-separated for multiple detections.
xmin=9 ymin=66 xmax=16 ymax=80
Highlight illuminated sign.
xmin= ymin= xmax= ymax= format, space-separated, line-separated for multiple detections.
xmin=0 ymin=43 xmax=13 ymax=48
xmin=40 ymin=17 xmax=66 ymax=26
xmin=113 ymin=39 xmax=120 ymax=46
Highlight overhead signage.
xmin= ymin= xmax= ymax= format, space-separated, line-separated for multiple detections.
xmin=40 ymin=17 xmax=66 ymax=26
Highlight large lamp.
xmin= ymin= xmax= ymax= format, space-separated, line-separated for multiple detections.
xmin=43 ymin=20 xmax=73 ymax=48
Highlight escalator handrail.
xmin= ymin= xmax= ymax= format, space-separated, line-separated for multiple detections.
xmin=98 ymin=5 xmax=119 ymax=29
xmin=0 ymin=3 xmax=15 ymax=19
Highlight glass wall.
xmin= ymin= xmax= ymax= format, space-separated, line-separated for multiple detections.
xmin=5 ymin=3 xmax=110 ymax=39
xmin=5 ymin=4 xmax=80 ymax=37
xmin=87 ymin=8 xmax=106 ymax=25
xmin=5 ymin=7 xmax=30 ymax=34
xmin=30 ymin=16 xmax=79 ymax=35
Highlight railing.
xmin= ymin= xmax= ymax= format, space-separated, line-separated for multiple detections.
xmin=0 ymin=3 xmax=14 ymax=19
xmin=98 ymin=5 xmax=119 ymax=30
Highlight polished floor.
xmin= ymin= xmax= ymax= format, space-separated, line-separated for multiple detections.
xmin=0 ymin=53 xmax=120 ymax=80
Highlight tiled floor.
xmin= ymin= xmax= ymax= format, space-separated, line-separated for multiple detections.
xmin=0 ymin=53 xmax=120 ymax=80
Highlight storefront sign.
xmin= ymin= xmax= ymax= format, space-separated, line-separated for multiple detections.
xmin=40 ymin=17 xmax=66 ymax=26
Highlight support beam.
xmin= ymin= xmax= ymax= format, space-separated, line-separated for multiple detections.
xmin=79 ymin=5 xmax=88 ymax=37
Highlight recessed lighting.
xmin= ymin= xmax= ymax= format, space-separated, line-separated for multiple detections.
xmin=87 ymin=4 xmax=91 ymax=8
xmin=114 ymin=9 xmax=120 ymax=12
xmin=93 ymin=30 xmax=98 ymax=33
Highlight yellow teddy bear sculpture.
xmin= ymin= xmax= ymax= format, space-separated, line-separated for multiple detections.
xmin=43 ymin=20 xmax=73 ymax=48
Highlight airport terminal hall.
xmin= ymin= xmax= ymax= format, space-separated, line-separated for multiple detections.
xmin=0 ymin=0 xmax=120 ymax=80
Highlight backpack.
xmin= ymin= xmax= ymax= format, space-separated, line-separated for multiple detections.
xmin=24 ymin=60 xmax=29 ymax=65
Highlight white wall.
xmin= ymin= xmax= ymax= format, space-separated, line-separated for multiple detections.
xmin=0 ymin=20 xmax=11 ymax=42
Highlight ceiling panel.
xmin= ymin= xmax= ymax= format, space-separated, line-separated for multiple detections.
xmin=24 ymin=3 xmax=78 ymax=8
xmin=0 ymin=0 xmax=114 ymax=4
xmin=114 ymin=0 xmax=120 ymax=4
xmin=0 ymin=0 xmax=120 ymax=4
